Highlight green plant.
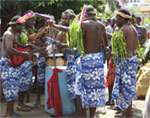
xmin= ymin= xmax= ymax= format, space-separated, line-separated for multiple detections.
xmin=111 ymin=28 xmax=127 ymax=63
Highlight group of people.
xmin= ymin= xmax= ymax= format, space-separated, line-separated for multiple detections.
xmin=0 ymin=4 xmax=149 ymax=118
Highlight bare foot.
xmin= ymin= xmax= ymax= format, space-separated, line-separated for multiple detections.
xmin=106 ymin=100 xmax=115 ymax=106
xmin=115 ymin=112 xmax=132 ymax=118
xmin=2 ymin=112 xmax=21 ymax=118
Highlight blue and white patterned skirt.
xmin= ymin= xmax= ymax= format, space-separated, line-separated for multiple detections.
xmin=112 ymin=56 xmax=139 ymax=111
xmin=37 ymin=53 xmax=46 ymax=86
xmin=66 ymin=54 xmax=76 ymax=99
xmin=75 ymin=52 xmax=105 ymax=108
xmin=0 ymin=57 xmax=32 ymax=101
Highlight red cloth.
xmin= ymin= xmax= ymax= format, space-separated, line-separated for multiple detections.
xmin=47 ymin=68 xmax=63 ymax=116
xmin=105 ymin=57 xmax=116 ymax=88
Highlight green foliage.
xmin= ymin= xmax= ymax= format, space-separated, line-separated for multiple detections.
xmin=145 ymin=18 xmax=150 ymax=24
xmin=105 ymin=0 xmax=121 ymax=12
xmin=68 ymin=16 xmax=84 ymax=56
xmin=103 ymin=11 xmax=113 ymax=20
xmin=136 ymin=40 xmax=147 ymax=65
xmin=20 ymin=32 xmax=28 ymax=45
xmin=111 ymin=28 xmax=127 ymax=63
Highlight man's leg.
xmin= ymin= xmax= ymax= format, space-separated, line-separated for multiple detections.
xmin=34 ymin=83 xmax=42 ymax=107
xmin=76 ymin=95 xmax=86 ymax=117
xmin=115 ymin=104 xmax=132 ymax=118
xmin=17 ymin=91 xmax=32 ymax=111
xmin=106 ymin=84 xmax=114 ymax=105
xmin=90 ymin=107 xmax=96 ymax=118
xmin=3 ymin=100 xmax=21 ymax=118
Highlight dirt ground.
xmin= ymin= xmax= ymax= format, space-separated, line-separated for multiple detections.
xmin=0 ymin=89 xmax=145 ymax=118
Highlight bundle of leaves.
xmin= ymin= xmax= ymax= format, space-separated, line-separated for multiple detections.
xmin=66 ymin=16 xmax=84 ymax=56
xmin=111 ymin=28 xmax=127 ymax=63
xmin=136 ymin=40 xmax=150 ymax=65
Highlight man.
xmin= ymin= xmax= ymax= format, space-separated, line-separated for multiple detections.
xmin=23 ymin=11 xmax=48 ymax=107
xmin=75 ymin=5 xmax=108 ymax=117
xmin=133 ymin=16 xmax=147 ymax=47
xmin=0 ymin=16 xmax=31 ymax=117
xmin=105 ymin=19 xmax=113 ymax=35
xmin=48 ymin=5 xmax=108 ymax=117
xmin=56 ymin=10 xmax=74 ymax=61
xmin=111 ymin=10 xmax=139 ymax=118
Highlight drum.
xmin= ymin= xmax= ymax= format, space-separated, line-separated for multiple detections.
xmin=46 ymin=53 xmax=65 ymax=66
xmin=45 ymin=66 xmax=75 ymax=116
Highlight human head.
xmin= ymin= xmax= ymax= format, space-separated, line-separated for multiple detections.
xmin=61 ymin=11 xmax=70 ymax=26
xmin=105 ymin=19 xmax=111 ymax=26
xmin=136 ymin=16 xmax=141 ymax=25
xmin=85 ymin=5 xmax=96 ymax=20
xmin=65 ymin=9 xmax=76 ymax=20
xmin=115 ymin=9 xmax=131 ymax=27
xmin=24 ymin=11 xmax=36 ymax=28
xmin=111 ymin=16 xmax=116 ymax=28
xmin=8 ymin=16 xmax=24 ymax=33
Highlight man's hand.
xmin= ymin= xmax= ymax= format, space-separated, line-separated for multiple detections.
xmin=47 ymin=19 xmax=55 ymax=27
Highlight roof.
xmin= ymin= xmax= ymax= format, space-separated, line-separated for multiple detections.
xmin=140 ymin=6 xmax=150 ymax=12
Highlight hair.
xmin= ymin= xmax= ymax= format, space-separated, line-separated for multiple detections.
xmin=105 ymin=19 xmax=111 ymax=23
xmin=118 ymin=9 xmax=131 ymax=21
xmin=136 ymin=16 xmax=141 ymax=22
xmin=62 ymin=11 xmax=71 ymax=18
xmin=85 ymin=5 xmax=96 ymax=16
xmin=65 ymin=9 xmax=76 ymax=19
xmin=8 ymin=16 xmax=21 ymax=26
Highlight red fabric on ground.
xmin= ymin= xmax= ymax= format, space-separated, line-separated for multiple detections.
xmin=105 ymin=57 xmax=116 ymax=88
xmin=47 ymin=68 xmax=63 ymax=116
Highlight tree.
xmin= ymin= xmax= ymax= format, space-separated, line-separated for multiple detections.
xmin=1 ymin=0 xmax=105 ymax=35
xmin=105 ymin=0 xmax=121 ymax=12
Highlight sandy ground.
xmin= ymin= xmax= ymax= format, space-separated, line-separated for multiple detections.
xmin=0 ymin=90 xmax=145 ymax=118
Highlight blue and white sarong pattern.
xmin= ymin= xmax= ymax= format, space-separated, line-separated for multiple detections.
xmin=0 ymin=57 xmax=32 ymax=101
xmin=75 ymin=52 xmax=105 ymax=108
xmin=66 ymin=54 xmax=76 ymax=99
xmin=37 ymin=53 xmax=46 ymax=86
xmin=112 ymin=56 xmax=139 ymax=111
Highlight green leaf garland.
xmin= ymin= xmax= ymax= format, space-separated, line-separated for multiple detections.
xmin=67 ymin=16 xmax=84 ymax=56
xmin=111 ymin=28 xmax=127 ymax=63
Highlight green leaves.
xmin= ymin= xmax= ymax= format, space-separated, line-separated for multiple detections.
xmin=68 ymin=16 xmax=84 ymax=56
xmin=145 ymin=18 xmax=150 ymax=24
xmin=136 ymin=40 xmax=147 ymax=65
xmin=111 ymin=28 xmax=127 ymax=63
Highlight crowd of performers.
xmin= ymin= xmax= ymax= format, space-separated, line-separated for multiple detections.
xmin=0 ymin=4 xmax=150 ymax=118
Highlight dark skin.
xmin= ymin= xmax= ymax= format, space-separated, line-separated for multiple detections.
xmin=82 ymin=16 xmax=108 ymax=118
xmin=48 ymin=15 xmax=108 ymax=118
xmin=25 ymin=16 xmax=49 ymax=107
xmin=82 ymin=19 xmax=107 ymax=54
xmin=2 ymin=23 xmax=30 ymax=118
xmin=114 ymin=14 xmax=138 ymax=118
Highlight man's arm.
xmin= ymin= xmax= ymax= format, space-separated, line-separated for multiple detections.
xmin=47 ymin=20 xmax=70 ymax=32
xmin=5 ymin=32 xmax=29 ymax=56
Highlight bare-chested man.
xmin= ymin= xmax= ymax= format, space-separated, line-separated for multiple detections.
xmin=48 ymin=5 xmax=108 ymax=118
xmin=75 ymin=5 xmax=108 ymax=118
xmin=111 ymin=9 xmax=139 ymax=118
xmin=0 ymin=16 xmax=31 ymax=118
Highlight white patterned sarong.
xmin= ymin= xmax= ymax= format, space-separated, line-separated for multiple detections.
xmin=75 ymin=52 xmax=105 ymax=108
xmin=37 ymin=53 xmax=46 ymax=86
xmin=66 ymin=54 xmax=76 ymax=99
xmin=112 ymin=56 xmax=139 ymax=111
xmin=0 ymin=57 xmax=32 ymax=101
